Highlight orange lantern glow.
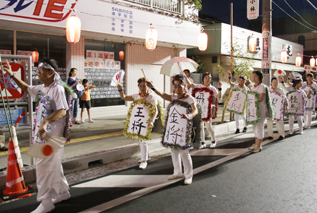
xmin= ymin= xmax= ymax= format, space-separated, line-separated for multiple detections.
xmin=281 ymin=50 xmax=288 ymax=63
xmin=295 ymin=55 xmax=302 ymax=67
xmin=66 ymin=15 xmax=81 ymax=44
xmin=310 ymin=57 xmax=315 ymax=67
xmin=198 ymin=31 xmax=208 ymax=51
xmin=32 ymin=51 xmax=39 ymax=63
xmin=145 ymin=23 xmax=157 ymax=51
xmin=249 ymin=36 xmax=257 ymax=52
xmin=119 ymin=51 xmax=124 ymax=60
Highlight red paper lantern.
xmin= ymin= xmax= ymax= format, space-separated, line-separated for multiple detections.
xmin=145 ymin=23 xmax=157 ymax=51
xmin=249 ymin=36 xmax=257 ymax=52
xmin=66 ymin=15 xmax=81 ymax=44
xmin=119 ymin=51 xmax=124 ymax=60
xmin=310 ymin=57 xmax=315 ymax=67
xmin=198 ymin=31 xmax=208 ymax=51
xmin=295 ymin=56 xmax=302 ymax=67
xmin=281 ymin=50 xmax=287 ymax=63
xmin=32 ymin=51 xmax=39 ymax=63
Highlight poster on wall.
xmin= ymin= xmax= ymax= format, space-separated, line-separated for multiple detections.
xmin=84 ymin=68 xmax=124 ymax=99
xmin=0 ymin=49 xmax=11 ymax=54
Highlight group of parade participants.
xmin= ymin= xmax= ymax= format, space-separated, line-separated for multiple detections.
xmin=118 ymin=68 xmax=317 ymax=185
xmin=2 ymin=57 xmax=316 ymax=212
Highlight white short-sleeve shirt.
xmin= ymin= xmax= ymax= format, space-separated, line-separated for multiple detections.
xmin=131 ymin=93 xmax=157 ymax=106
xmin=28 ymin=82 xmax=68 ymax=137
xmin=251 ymin=83 xmax=267 ymax=111
xmin=233 ymin=83 xmax=249 ymax=92
xmin=171 ymin=93 xmax=196 ymax=105
xmin=193 ymin=84 xmax=219 ymax=97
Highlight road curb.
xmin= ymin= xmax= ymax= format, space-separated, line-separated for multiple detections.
xmin=0 ymin=119 xmax=257 ymax=188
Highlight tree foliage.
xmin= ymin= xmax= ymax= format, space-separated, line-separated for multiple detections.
xmin=217 ymin=41 xmax=255 ymax=79
xmin=191 ymin=56 xmax=205 ymax=73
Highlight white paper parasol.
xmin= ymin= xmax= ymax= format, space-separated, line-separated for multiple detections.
xmin=160 ymin=57 xmax=199 ymax=77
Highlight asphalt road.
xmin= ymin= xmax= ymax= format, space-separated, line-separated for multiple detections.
xmin=1 ymin=123 xmax=316 ymax=213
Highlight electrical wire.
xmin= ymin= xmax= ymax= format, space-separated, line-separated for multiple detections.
xmin=307 ymin=0 xmax=317 ymax=11
xmin=284 ymin=0 xmax=317 ymax=30
xmin=272 ymin=0 xmax=316 ymax=31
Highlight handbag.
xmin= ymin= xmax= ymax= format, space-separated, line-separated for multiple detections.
xmin=76 ymin=83 xmax=85 ymax=99
xmin=71 ymin=92 xmax=78 ymax=100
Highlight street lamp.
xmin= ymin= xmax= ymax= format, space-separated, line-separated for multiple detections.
xmin=145 ymin=23 xmax=157 ymax=51
xmin=198 ymin=29 xmax=208 ymax=51
xmin=66 ymin=15 xmax=81 ymax=44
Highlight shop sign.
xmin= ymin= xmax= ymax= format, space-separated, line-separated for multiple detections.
xmin=247 ymin=0 xmax=259 ymax=20
xmin=0 ymin=63 xmax=25 ymax=99
xmin=0 ymin=0 xmax=77 ymax=22
xmin=0 ymin=107 xmax=26 ymax=126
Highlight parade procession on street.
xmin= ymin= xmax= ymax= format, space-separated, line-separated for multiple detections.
xmin=0 ymin=0 xmax=317 ymax=212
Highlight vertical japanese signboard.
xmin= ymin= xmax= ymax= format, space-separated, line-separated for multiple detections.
xmin=225 ymin=88 xmax=247 ymax=115
xmin=246 ymin=91 xmax=260 ymax=125
xmin=162 ymin=100 xmax=193 ymax=149
xmin=286 ymin=90 xmax=305 ymax=115
xmin=247 ymin=0 xmax=259 ymax=20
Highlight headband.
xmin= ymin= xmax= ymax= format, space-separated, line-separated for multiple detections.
xmin=38 ymin=62 xmax=55 ymax=71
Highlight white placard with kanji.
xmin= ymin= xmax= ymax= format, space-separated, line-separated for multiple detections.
xmin=270 ymin=92 xmax=284 ymax=121
xmin=302 ymin=86 xmax=315 ymax=110
xmin=127 ymin=104 xmax=149 ymax=137
xmin=287 ymin=91 xmax=305 ymax=115
xmin=246 ymin=93 xmax=258 ymax=123
xmin=227 ymin=90 xmax=247 ymax=114
xmin=164 ymin=105 xmax=187 ymax=147
xmin=194 ymin=91 xmax=210 ymax=119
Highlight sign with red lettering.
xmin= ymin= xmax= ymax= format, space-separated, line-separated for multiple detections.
xmin=0 ymin=0 xmax=78 ymax=22
xmin=0 ymin=63 xmax=25 ymax=99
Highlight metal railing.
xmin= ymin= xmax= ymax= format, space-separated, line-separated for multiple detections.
xmin=125 ymin=0 xmax=181 ymax=14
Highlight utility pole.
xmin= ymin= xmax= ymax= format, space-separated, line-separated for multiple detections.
xmin=262 ymin=0 xmax=272 ymax=85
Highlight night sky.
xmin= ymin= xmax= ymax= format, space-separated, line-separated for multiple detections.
xmin=200 ymin=0 xmax=317 ymax=30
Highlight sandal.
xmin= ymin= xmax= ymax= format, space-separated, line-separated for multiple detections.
xmin=74 ymin=121 xmax=80 ymax=124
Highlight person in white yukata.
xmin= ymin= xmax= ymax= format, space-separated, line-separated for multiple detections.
xmin=146 ymin=74 xmax=198 ymax=185
xmin=117 ymin=78 xmax=158 ymax=170
xmin=267 ymin=77 xmax=286 ymax=140
xmin=185 ymin=72 xmax=222 ymax=148
xmin=227 ymin=71 xmax=249 ymax=134
xmin=280 ymin=76 xmax=312 ymax=135
xmin=248 ymin=71 xmax=268 ymax=153
xmin=3 ymin=59 xmax=70 ymax=213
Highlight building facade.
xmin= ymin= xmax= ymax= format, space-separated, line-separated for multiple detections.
xmin=0 ymin=0 xmax=200 ymax=119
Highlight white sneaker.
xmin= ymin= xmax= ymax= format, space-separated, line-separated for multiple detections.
xmin=289 ymin=130 xmax=294 ymax=135
xmin=31 ymin=199 xmax=55 ymax=213
xmin=139 ymin=161 xmax=147 ymax=169
xmin=80 ymin=120 xmax=84 ymax=124
xmin=168 ymin=174 xmax=184 ymax=180
xmin=200 ymin=143 xmax=206 ymax=149
xmin=89 ymin=119 xmax=94 ymax=123
xmin=184 ymin=177 xmax=192 ymax=185
xmin=210 ymin=141 xmax=217 ymax=148
xmin=52 ymin=191 xmax=71 ymax=204
xmin=300 ymin=131 xmax=304 ymax=135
